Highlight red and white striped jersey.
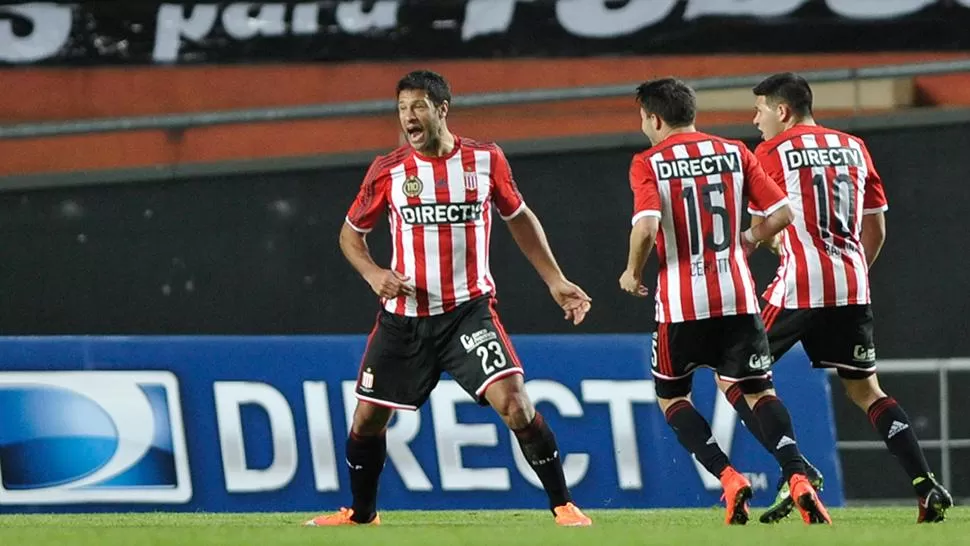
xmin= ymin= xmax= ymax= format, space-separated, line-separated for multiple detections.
xmin=631 ymin=132 xmax=788 ymax=323
xmin=345 ymin=136 xmax=526 ymax=317
xmin=751 ymin=125 xmax=888 ymax=309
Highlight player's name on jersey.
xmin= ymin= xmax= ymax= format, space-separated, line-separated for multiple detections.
xmin=690 ymin=257 xmax=732 ymax=277
xmin=655 ymin=154 xmax=740 ymax=180
xmin=401 ymin=203 xmax=484 ymax=225
xmin=784 ymin=147 xmax=863 ymax=169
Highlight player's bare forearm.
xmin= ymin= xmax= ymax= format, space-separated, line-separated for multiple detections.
xmin=750 ymin=215 xmax=781 ymax=255
xmin=506 ymin=207 xmax=567 ymax=285
xmin=861 ymin=212 xmax=887 ymax=268
xmin=746 ymin=205 xmax=793 ymax=242
xmin=339 ymin=222 xmax=383 ymax=284
xmin=340 ymin=223 xmax=414 ymax=298
xmin=625 ymin=217 xmax=659 ymax=277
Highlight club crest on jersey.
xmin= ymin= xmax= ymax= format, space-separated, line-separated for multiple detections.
xmin=402 ymin=176 xmax=423 ymax=198
xmin=463 ymin=170 xmax=478 ymax=191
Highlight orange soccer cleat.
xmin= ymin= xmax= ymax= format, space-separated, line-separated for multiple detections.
xmin=720 ymin=467 xmax=753 ymax=525
xmin=553 ymin=502 xmax=592 ymax=527
xmin=789 ymin=474 xmax=832 ymax=525
xmin=303 ymin=507 xmax=381 ymax=527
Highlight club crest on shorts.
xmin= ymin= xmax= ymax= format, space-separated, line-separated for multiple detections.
xmin=402 ymin=176 xmax=423 ymax=198
xmin=361 ymin=368 xmax=375 ymax=390
xmin=463 ymin=170 xmax=478 ymax=191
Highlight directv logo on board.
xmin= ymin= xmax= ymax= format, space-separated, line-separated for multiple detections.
xmin=0 ymin=372 xmax=192 ymax=504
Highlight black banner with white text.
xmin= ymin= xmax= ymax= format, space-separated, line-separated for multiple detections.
xmin=2 ymin=1 xmax=970 ymax=65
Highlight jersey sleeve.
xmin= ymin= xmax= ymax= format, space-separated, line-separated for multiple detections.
xmin=345 ymin=157 xmax=390 ymax=233
xmin=629 ymin=154 xmax=662 ymax=225
xmin=743 ymin=145 xmax=789 ymax=216
xmin=860 ymin=143 xmax=889 ymax=214
xmin=491 ymin=145 xmax=527 ymax=220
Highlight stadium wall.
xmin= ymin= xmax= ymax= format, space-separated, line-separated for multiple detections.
xmin=1 ymin=119 xmax=967 ymax=359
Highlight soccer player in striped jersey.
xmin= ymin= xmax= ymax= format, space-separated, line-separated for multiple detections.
xmin=739 ymin=72 xmax=952 ymax=523
xmin=304 ymin=70 xmax=593 ymax=527
xmin=620 ymin=78 xmax=830 ymax=525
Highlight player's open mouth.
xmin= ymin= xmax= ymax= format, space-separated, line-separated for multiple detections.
xmin=407 ymin=126 xmax=424 ymax=141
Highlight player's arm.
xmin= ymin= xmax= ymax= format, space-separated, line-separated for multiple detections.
xmin=340 ymin=160 xmax=414 ymax=299
xmin=505 ymin=207 xmax=591 ymax=325
xmin=494 ymin=146 xmax=591 ymax=325
xmin=505 ymin=208 xmax=565 ymax=286
xmin=860 ymin=144 xmax=889 ymax=269
xmin=620 ymin=155 xmax=661 ymax=297
xmin=749 ymin=145 xmax=788 ymax=255
xmin=861 ymin=212 xmax=886 ymax=268
xmin=743 ymin=205 xmax=793 ymax=251
xmin=747 ymin=215 xmax=780 ymax=255
xmin=339 ymin=225 xmax=414 ymax=299
xmin=743 ymin=147 xmax=793 ymax=253
xmin=621 ymin=216 xmax=659 ymax=297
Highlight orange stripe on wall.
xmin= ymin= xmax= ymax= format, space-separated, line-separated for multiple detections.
xmin=2 ymin=52 xmax=965 ymax=122
xmin=0 ymin=107 xmax=885 ymax=176
xmin=2 ymin=52 xmax=968 ymax=176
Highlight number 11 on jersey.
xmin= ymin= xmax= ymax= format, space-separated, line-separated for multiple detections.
xmin=811 ymin=172 xmax=856 ymax=238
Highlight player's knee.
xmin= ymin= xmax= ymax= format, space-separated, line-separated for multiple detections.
xmin=495 ymin=392 xmax=535 ymax=430
xmin=351 ymin=401 xmax=394 ymax=436
xmin=657 ymin=396 xmax=689 ymax=416
xmin=484 ymin=374 xmax=535 ymax=429
xmin=738 ymin=377 xmax=775 ymax=396
xmin=841 ymin=374 xmax=885 ymax=410
xmin=737 ymin=378 xmax=776 ymax=408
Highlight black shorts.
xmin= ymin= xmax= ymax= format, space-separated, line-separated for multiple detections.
xmin=652 ymin=314 xmax=773 ymax=399
xmin=354 ymin=296 xmax=523 ymax=410
xmin=762 ymin=303 xmax=876 ymax=379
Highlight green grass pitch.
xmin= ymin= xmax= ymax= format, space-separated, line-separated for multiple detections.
xmin=0 ymin=507 xmax=965 ymax=546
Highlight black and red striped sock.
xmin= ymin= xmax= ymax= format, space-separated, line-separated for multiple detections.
xmin=752 ymin=395 xmax=806 ymax=481
xmin=347 ymin=431 xmax=386 ymax=523
xmin=513 ymin=412 xmax=571 ymax=511
xmin=664 ymin=400 xmax=730 ymax=477
xmin=867 ymin=396 xmax=933 ymax=495
xmin=725 ymin=383 xmax=771 ymax=452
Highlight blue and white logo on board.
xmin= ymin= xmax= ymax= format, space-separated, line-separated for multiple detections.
xmin=0 ymin=371 xmax=191 ymax=504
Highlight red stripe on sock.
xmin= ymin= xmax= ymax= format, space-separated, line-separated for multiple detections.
xmin=867 ymin=397 xmax=896 ymax=426
xmin=725 ymin=384 xmax=744 ymax=405
xmin=513 ymin=411 xmax=545 ymax=441
xmin=664 ymin=400 xmax=692 ymax=422
xmin=752 ymin=394 xmax=780 ymax=413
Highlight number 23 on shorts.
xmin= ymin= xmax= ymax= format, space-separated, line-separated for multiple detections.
xmin=477 ymin=340 xmax=508 ymax=375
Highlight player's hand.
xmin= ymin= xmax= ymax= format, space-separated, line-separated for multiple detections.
xmin=764 ymin=234 xmax=782 ymax=256
xmin=548 ymin=278 xmax=592 ymax=326
xmin=741 ymin=235 xmax=759 ymax=257
xmin=619 ymin=269 xmax=649 ymax=297
xmin=366 ymin=269 xmax=415 ymax=299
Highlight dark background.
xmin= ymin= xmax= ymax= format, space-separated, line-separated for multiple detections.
xmin=2 ymin=122 xmax=967 ymax=358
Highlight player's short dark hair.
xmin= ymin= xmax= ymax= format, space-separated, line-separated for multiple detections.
xmin=396 ymin=70 xmax=452 ymax=106
xmin=635 ymin=78 xmax=696 ymax=128
xmin=752 ymin=72 xmax=814 ymax=118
